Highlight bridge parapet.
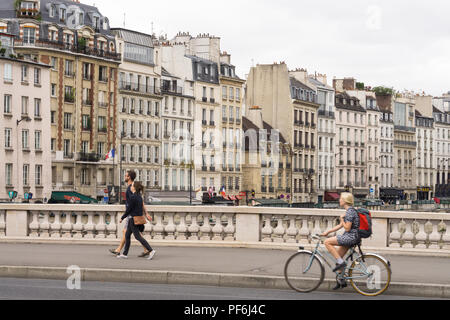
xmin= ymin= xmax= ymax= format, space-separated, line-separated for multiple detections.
xmin=0 ymin=205 xmax=449 ymax=252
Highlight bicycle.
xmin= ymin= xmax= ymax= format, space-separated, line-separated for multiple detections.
xmin=284 ymin=234 xmax=392 ymax=297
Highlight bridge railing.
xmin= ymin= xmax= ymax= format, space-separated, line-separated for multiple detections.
xmin=0 ymin=205 xmax=449 ymax=252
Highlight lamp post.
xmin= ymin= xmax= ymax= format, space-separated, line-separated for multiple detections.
xmin=118 ymin=132 xmax=125 ymax=204
xmin=16 ymin=116 xmax=32 ymax=201
xmin=189 ymin=137 xmax=203 ymax=205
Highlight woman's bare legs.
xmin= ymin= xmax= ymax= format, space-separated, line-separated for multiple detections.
xmin=324 ymin=237 xmax=350 ymax=261
xmin=114 ymin=228 xmax=127 ymax=253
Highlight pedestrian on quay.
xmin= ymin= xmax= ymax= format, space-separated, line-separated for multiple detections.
xmin=109 ymin=170 xmax=153 ymax=258
xmin=117 ymin=181 xmax=156 ymax=260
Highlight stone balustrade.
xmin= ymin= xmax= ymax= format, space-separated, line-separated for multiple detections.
xmin=0 ymin=205 xmax=449 ymax=252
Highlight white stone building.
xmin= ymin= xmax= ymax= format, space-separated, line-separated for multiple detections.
xmin=0 ymin=50 xmax=52 ymax=202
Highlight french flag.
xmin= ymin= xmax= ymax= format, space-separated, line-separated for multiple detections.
xmin=105 ymin=149 xmax=115 ymax=161
xmin=220 ymin=186 xmax=227 ymax=198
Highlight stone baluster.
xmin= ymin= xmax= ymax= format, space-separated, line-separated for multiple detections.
xmin=261 ymin=215 xmax=273 ymax=242
xmin=389 ymin=219 xmax=401 ymax=248
xmin=402 ymin=220 xmax=414 ymax=248
xmin=164 ymin=213 xmax=176 ymax=241
xmin=298 ymin=217 xmax=310 ymax=244
xmin=50 ymin=211 xmax=62 ymax=238
xmin=415 ymin=220 xmax=428 ymax=249
xmin=211 ymin=213 xmax=224 ymax=241
xmin=39 ymin=211 xmax=50 ymax=238
xmin=29 ymin=211 xmax=40 ymax=237
xmin=223 ymin=214 xmax=235 ymax=241
xmin=429 ymin=220 xmax=441 ymax=249
xmin=84 ymin=212 xmax=95 ymax=239
xmin=153 ymin=212 xmax=165 ymax=240
xmin=61 ymin=212 xmax=73 ymax=238
xmin=200 ymin=213 xmax=212 ymax=241
xmin=443 ymin=221 xmax=450 ymax=250
xmin=106 ymin=213 xmax=118 ymax=239
xmin=0 ymin=211 xmax=5 ymax=237
xmin=312 ymin=217 xmax=322 ymax=237
xmin=286 ymin=216 xmax=298 ymax=243
xmin=143 ymin=217 xmax=153 ymax=241
xmin=272 ymin=215 xmax=286 ymax=243
xmin=327 ymin=217 xmax=337 ymax=237
xmin=176 ymin=213 xmax=188 ymax=240
xmin=188 ymin=213 xmax=200 ymax=241
xmin=72 ymin=212 xmax=84 ymax=239
xmin=95 ymin=212 xmax=107 ymax=239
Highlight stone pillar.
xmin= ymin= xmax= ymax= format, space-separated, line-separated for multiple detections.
xmin=235 ymin=213 xmax=260 ymax=242
xmin=6 ymin=210 xmax=28 ymax=237
xmin=363 ymin=217 xmax=388 ymax=248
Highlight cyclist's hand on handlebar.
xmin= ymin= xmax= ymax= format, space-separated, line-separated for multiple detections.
xmin=320 ymin=232 xmax=329 ymax=238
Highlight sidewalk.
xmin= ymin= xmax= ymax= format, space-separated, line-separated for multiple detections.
xmin=0 ymin=243 xmax=448 ymax=298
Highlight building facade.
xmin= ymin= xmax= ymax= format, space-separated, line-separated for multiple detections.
xmin=242 ymin=107 xmax=292 ymax=200
xmin=334 ymin=92 xmax=368 ymax=199
xmin=393 ymin=95 xmax=417 ymax=200
xmin=307 ymin=74 xmax=336 ymax=203
xmin=433 ymin=106 xmax=450 ymax=198
xmin=1 ymin=0 xmax=121 ymax=200
xmin=415 ymin=110 xmax=435 ymax=200
xmin=112 ymin=28 xmax=163 ymax=201
xmin=219 ymin=52 xmax=244 ymax=195
xmin=0 ymin=46 xmax=52 ymax=202
xmin=245 ymin=63 xmax=319 ymax=203
xmin=379 ymin=110 xmax=396 ymax=201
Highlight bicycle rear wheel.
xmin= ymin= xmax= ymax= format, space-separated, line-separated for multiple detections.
xmin=284 ymin=251 xmax=325 ymax=293
xmin=349 ymin=254 xmax=392 ymax=297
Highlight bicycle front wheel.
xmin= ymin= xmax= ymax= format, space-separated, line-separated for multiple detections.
xmin=284 ymin=251 xmax=325 ymax=293
xmin=349 ymin=254 xmax=392 ymax=297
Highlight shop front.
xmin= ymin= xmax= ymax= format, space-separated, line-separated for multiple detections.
xmin=417 ymin=187 xmax=432 ymax=201
xmin=380 ymin=188 xmax=404 ymax=204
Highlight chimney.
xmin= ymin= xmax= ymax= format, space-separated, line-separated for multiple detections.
xmin=247 ymin=106 xmax=264 ymax=129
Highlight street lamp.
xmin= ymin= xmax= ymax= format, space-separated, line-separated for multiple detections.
xmin=16 ymin=116 xmax=32 ymax=201
xmin=119 ymin=132 xmax=125 ymax=204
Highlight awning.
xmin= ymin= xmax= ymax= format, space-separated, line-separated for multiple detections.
xmin=49 ymin=192 xmax=98 ymax=204
xmin=325 ymin=192 xmax=340 ymax=202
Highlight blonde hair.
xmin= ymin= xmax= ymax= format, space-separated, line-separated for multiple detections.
xmin=340 ymin=193 xmax=354 ymax=206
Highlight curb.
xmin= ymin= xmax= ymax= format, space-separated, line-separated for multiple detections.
xmin=1 ymin=238 xmax=450 ymax=258
xmin=0 ymin=266 xmax=448 ymax=299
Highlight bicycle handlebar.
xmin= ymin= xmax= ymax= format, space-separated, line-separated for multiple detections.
xmin=311 ymin=234 xmax=323 ymax=241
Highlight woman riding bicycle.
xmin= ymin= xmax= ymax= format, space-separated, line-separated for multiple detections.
xmin=321 ymin=192 xmax=360 ymax=290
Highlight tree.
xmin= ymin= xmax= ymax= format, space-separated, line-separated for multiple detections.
xmin=372 ymin=86 xmax=395 ymax=96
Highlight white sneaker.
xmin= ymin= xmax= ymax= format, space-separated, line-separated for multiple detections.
xmin=148 ymin=250 xmax=156 ymax=260
xmin=117 ymin=254 xmax=128 ymax=259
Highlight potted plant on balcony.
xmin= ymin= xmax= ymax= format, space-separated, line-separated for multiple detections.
xmin=77 ymin=38 xmax=87 ymax=53
xmin=0 ymin=47 xmax=6 ymax=57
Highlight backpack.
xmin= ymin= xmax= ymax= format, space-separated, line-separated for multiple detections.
xmin=357 ymin=208 xmax=372 ymax=239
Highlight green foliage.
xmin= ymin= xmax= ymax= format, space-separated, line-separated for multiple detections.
xmin=14 ymin=0 xmax=22 ymax=10
xmin=356 ymin=82 xmax=365 ymax=90
xmin=373 ymin=86 xmax=395 ymax=96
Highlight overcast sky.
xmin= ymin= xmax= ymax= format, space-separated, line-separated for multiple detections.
xmin=90 ymin=0 xmax=449 ymax=96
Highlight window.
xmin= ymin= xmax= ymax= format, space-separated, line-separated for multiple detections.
xmin=51 ymin=84 xmax=57 ymax=97
xmin=4 ymin=95 xmax=11 ymax=114
xmin=4 ymin=63 xmax=12 ymax=82
xmin=222 ymin=86 xmax=227 ymax=99
xmin=35 ymin=131 xmax=41 ymax=150
xmin=63 ymin=140 xmax=71 ymax=157
xmin=51 ymin=138 xmax=55 ymax=151
xmin=50 ymin=5 xmax=56 ymax=18
xmin=23 ymin=27 xmax=35 ymax=45
xmin=34 ymin=68 xmax=40 ymax=85
xmin=60 ymin=8 xmax=66 ymax=21
xmin=23 ymin=164 xmax=29 ymax=186
xmin=51 ymin=111 xmax=55 ymax=124
xmin=236 ymin=88 xmax=241 ymax=101
xmin=5 ymin=164 xmax=13 ymax=186
xmin=4 ymin=128 xmax=11 ymax=148
xmin=22 ymin=130 xmax=29 ymax=149
xmin=34 ymin=99 xmax=41 ymax=117
xmin=21 ymin=65 xmax=28 ymax=82
xmin=21 ymin=96 xmax=28 ymax=115
xmin=82 ymin=115 xmax=90 ymax=130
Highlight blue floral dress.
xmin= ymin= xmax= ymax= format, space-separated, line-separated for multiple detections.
xmin=337 ymin=207 xmax=360 ymax=247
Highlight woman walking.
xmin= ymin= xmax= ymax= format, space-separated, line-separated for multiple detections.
xmin=117 ymin=182 xmax=156 ymax=260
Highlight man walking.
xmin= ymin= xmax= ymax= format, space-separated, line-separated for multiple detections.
xmin=109 ymin=170 xmax=153 ymax=258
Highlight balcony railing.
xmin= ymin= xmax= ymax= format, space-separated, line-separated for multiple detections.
xmin=119 ymin=82 xmax=161 ymax=95
xmin=77 ymin=153 xmax=100 ymax=163
xmin=14 ymin=39 xmax=122 ymax=61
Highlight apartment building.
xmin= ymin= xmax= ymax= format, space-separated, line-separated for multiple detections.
xmin=220 ymin=52 xmax=245 ymax=195
xmin=160 ymin=67 xmax=195 ymax=193
xmin=334 ymin=92 xmax=369 ymax=199
xmin=246 ymin=63 xmax=319 ymax=203
xmin=1 ymin=0 xmax=121 ymax=200
xmin=112 ymin=28 xmax=163 ymax=200
xmin=242 ymin=107 xmax=292 ymax=200
xmin=307 ymin=74 xmax=336 ymax=202
xmin=0 ymin=38 xmax=52 ymax=202
xmin=393 ymin=94 xmax=417 ymax=200
xmin=379 ymin=109 xmax=396 ymax=201
xmin=433 ymin=106 xmax=450 ymax=198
